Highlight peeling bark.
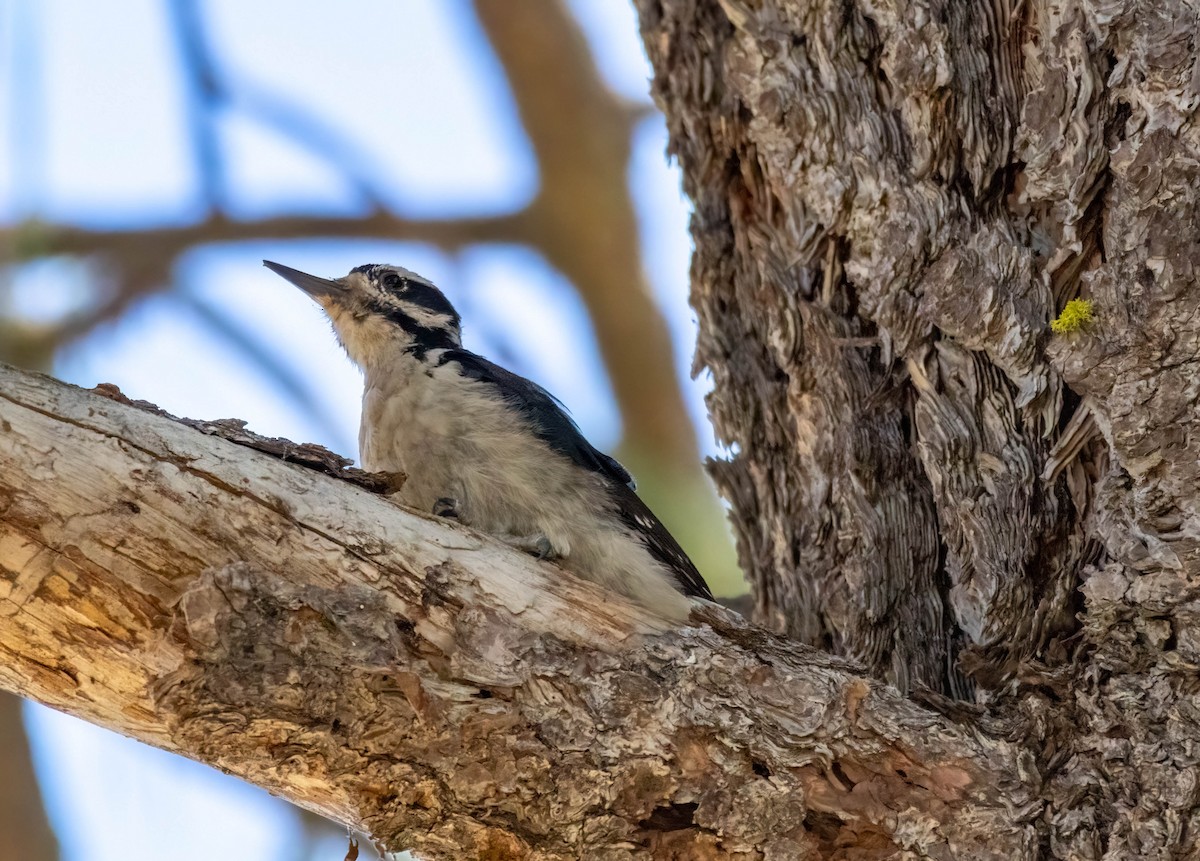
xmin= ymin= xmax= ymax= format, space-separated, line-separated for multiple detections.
xmin=0 ymin=365 xmax=1034 ymax=858
xmin=636 ymin=0 xmax=1200 ymax=855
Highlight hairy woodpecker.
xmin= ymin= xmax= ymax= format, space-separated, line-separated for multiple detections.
xmin=264 ymin=260 xmax=713 ymax=619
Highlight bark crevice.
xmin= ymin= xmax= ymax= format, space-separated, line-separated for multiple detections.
xmin=636 ymin=0 xmax=1200 ymax=854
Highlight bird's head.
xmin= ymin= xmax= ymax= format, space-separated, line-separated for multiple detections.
xmin=264 ymin=261 xmax=462 ymax=368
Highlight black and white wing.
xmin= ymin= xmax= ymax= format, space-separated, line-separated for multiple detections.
xmin=438 ymin=348 xmax=634 ymax=485
xmin=436 ymin=348 xmax=713 ymax=600
xmin=606 ymin=482 xmax=713 ymax=600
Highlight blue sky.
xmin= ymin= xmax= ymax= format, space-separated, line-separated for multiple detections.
xmin=2 ymin=2 xmax=711 ymax=859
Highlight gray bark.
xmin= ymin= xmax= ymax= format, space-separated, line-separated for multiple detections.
xmin=635 ymin=0 xmax=1200 ymax=856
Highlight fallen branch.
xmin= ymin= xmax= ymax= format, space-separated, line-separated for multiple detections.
xmin=0 ymin=364 xmax=1035 ymax=858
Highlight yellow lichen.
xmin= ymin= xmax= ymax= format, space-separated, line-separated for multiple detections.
xmin=1051 ymin=299 xmax=1095 ymax=334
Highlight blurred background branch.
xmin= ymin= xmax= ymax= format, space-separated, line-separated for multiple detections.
xmin=0 ymin=694 xmax=60 ymax=861
xmin=0 ymin=1 xmax=739 ymax=859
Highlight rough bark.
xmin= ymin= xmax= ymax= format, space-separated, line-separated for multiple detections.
xmin=636 ymin=0 xmax=1200 ymax=855
xmin=0 ymin=364 xmax=1034 ymax=859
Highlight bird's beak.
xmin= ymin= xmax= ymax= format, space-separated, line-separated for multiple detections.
xmin=263 ymin=260 xmax=346 ymax=300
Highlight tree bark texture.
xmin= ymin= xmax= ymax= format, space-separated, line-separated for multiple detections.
xmin=0 ymin=366 xmax=1035 ymax=859
xmin=636 ymin=0 xmax=1200 ymax=856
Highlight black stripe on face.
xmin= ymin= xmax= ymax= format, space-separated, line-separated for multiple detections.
xmin=404 ymin=324 xmax=458 ymax=359
xmin=365 ymin=298 xmax=458 ymax=359
xmin=357 ymin=264 xmax=462 ymax=331
xmin=398 ymin=281 xmax=461 ymax=330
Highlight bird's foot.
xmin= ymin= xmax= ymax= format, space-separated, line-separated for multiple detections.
xmin=432 ymin=497 xmax=460 ymax=520
xmin=533 ymin=536 xmax=556 ymax=560
xmin=500 ymin=532 xmax=560 ymax=561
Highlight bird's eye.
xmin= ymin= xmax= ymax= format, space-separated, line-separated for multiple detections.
xmin=382 ymin=272 xmax=403 ymax=291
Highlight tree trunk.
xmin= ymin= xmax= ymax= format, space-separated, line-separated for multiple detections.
xmin=636 ymin=0 xmax=1200 ymax=856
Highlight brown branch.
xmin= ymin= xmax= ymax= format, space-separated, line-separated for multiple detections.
xmin=0 ymin=211 xmax=532 ymax=349
xmin=0 ymin=694 xmax=59 ymax=861
xmin=38 ymin=212 xmax=531 ymax=259
xmin=0 ymin=363 xmax=1034 ymax=859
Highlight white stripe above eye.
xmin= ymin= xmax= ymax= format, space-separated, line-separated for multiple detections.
xmin=370 ymin=291 xmax=456 ymax=331
xmin=395 ymin=301 xmax=456 ymax=331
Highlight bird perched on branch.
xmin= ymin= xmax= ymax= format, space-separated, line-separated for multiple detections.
xmin=264 ymin=261 xmax=713 ymax=619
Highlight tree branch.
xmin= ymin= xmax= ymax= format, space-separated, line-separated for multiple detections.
xmin=0 ymin=694 xmax=59 ymax=861
xmin=0 ymin=363 xmax=1034 ymax=858
xmin=0 ymin=211 xmax=531 ymax=350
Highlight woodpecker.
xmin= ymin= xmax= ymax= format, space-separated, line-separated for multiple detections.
xmin=263 ymin=260 xmax=713 ymax=619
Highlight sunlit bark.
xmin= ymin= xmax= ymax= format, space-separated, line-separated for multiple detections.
xmin=0 ymin=364 xmax=1032 ymax=858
